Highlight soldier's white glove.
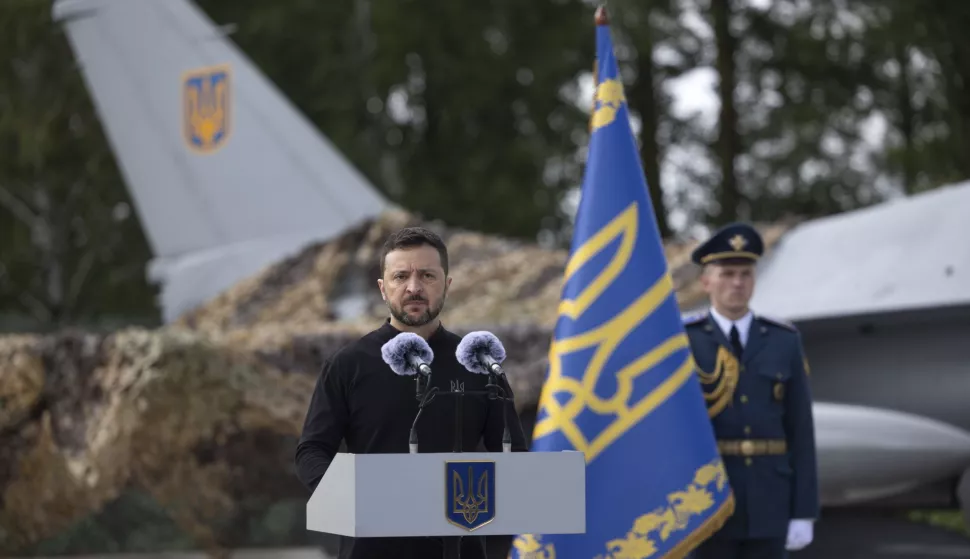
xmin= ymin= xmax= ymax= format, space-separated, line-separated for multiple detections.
xmin=785 ymin=519 xmax=813 ymax=550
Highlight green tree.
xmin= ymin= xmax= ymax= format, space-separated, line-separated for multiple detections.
xmin=198 ymin=0 xmax=597 ymax=243
xmin=0 ymin=0 xmax=157 ymax=329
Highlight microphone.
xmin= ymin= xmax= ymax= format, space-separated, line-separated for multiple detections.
xmin=455 ymin=331 xmax=506 ymax=377
xmin=456 ymin=331 xmax=513 ymax=452
xmin=381 ymin=332 xmax=435 ymax=453
xmin=381 ymin=332 xmax=434 ymax=377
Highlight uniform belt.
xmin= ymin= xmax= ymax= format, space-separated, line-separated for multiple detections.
xmin=718 ymin=439 xmax=787 ymax=456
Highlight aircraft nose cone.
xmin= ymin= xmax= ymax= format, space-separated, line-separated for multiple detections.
xmin=815 ymin=402 xmax=970 ymax=505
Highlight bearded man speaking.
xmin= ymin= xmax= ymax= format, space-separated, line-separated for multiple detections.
xmin=295 ymin=226 xmax=529 ymax=559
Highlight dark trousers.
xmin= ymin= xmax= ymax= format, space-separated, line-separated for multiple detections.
xmin=692 ymin=535 xmax=787 ymax=559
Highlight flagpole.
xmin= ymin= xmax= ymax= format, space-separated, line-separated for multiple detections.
xmin=591 ymin=5 xmax=608 ymax=129
xmin=595 ymin=4 xmax=609 ymax=25
xmin=593 ymin=5 xmax=609 ymax=88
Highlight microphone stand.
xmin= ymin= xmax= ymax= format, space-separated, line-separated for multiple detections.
xmin=454 ymin=381 xmax=464 ymax=453
xmin=445 ymin=380 xmax=465 ymax=559
xmin=432 ymin=384 xmax=513 ymax=559
xmin=403 ymin=355 xmax=514 ymax=558
xmin=409 ymin=374 xmax=435 ymax=454
xmin=486 ymin=372 xmax=513 ymax=452
xmin=408 ymin=378 xmax=469 ymax=559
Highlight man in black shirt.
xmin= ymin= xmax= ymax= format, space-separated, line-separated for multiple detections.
xmin=295 ymin=226 xmax=530 ymax=559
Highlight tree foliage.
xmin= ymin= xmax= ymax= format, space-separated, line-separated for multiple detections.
xmin=0 ymin=0 xmax=155 ymax=329
xmin=2 ymin=0 xmax=969 ymax=329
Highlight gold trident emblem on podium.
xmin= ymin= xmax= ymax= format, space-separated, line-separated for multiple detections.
xmin=445 ymin=460 xmax=495 ymax=531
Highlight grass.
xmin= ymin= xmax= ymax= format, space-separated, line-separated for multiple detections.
xmin=906 ymin=509 xmax=970 ymax=537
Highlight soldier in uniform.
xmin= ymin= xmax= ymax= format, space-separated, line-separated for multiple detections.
xmin=685 ymin=222 xmax=819 ymax=559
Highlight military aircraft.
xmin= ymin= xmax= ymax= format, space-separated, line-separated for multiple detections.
xmin=53 ymin=0 xmax=970 ymax=529
xmin=746 ymin=181 xmax=970 ymax=515
xmin=52 ymin=0 xmax=395 ymax=324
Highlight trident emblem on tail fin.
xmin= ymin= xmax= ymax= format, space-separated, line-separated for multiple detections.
xmin=182 ymin=65 xmax=231 ymax=153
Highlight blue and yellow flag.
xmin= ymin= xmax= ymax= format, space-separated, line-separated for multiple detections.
xmin=510 ymin=9 xmax=734 ymax=559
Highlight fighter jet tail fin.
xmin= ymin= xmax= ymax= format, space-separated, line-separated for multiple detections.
xmin=52 ymin=0 xmax=391 ymax=321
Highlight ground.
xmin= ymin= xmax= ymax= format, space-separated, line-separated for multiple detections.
xmin=14 ymin=511 xmax=970 ymax=559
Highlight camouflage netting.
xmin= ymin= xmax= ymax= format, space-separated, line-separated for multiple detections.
xmin=0 ymin=211 xmax=799 ymax=556
xmin=177 ymin=209 xmax=798 ymax=334
xmin=0 ymin=324 xmax=556 ymax=556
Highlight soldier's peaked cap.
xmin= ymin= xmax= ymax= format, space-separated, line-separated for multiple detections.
xmin=691 ymin=222 xmax=764 ymax=266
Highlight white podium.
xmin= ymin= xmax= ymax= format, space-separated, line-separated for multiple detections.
xmin=307 ymin=451 xmax=586 ymax=538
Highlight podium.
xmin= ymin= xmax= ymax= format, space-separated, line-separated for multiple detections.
xmin=307 ymin=450 xmax=586 ymax=538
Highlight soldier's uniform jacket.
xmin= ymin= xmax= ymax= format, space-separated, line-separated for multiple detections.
xmin=684 ymin=310 xmax=820 ymax=540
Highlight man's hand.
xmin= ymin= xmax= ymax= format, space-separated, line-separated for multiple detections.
xmin=785 ymin=519 xmax=814 ymax=550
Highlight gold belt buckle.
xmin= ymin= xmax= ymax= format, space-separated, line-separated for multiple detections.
xmin=740 ymin=440 xmax=755 ymax=456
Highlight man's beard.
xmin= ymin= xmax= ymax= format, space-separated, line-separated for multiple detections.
xmin=388 ymin=293 xmax=446 ymax=327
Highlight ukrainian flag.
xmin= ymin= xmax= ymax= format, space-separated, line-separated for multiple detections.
xmin=509 ymin=8 xmax=734 ymax=559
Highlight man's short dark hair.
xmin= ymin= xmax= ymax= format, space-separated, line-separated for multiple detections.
xmin=379 ymin=227 xmax=449 ymax=277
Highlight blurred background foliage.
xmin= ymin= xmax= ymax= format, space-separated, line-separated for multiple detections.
xmin=3 ymin=0 xmax=970 ymax=332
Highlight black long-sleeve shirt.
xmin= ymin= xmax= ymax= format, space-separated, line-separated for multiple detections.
xmin=295 ymin=319 xmax=529 ymax=559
